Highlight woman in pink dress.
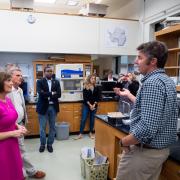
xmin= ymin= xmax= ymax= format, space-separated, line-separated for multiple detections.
xmin=0 ymin=71 xmax=27 ymax=180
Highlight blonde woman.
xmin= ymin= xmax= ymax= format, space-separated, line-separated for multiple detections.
xmin=76 ymin=74 xmax=100 ymax=139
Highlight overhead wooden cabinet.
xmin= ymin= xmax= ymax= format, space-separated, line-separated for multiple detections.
xmin=155 ymin=24 xmax=180 ymax=91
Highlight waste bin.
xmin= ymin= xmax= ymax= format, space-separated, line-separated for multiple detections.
xmin=80 ymin=151 xmax=109 ymax=180
xmin=55 ymin=122 xmax=69 ymax=140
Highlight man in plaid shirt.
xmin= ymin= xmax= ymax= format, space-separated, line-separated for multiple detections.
xmin=116 ymin=41 xmax=178 ymax=180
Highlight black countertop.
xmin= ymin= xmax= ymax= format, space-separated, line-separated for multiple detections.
xmin=95 ymin=114 xmax=180 ymax=165
xmin=95 ymin=114 xmax=130 ymax=134
xmin=26 ymin=98 xmax=118 ymax=105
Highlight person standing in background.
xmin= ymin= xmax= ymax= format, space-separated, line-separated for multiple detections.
xmin=116 ymin=41 xmax=178 ymax=180
xmin=103 ymin=69 xmax=117 ymax=81
xmin=36 ymin=66 xmax=61 ymax=153
xmin=75 ymin=74 xmax=100 ymax=139
xmin=114 ymin=72 xmax=139 ymax=112
xmin=7 ymin=66 xmax=46 ymax=179
xmin=116 ymin=73 xmax=139 ymax=96
xmin=126 ymin=73 xmax=140 ymax=96
xmin=0 ymin=71 xmax=27 ymax=180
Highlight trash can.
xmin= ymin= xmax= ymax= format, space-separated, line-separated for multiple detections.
xmin=55 ymin=122 xmax=69 ymax=140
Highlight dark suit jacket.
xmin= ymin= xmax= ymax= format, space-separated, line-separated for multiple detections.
xmin=83 ymin=86 xmax=101 ymax=107
xmin=36 ymin=78 xmax=61 ymax=115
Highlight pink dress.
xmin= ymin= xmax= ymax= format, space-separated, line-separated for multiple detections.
xmin=0 ymin=97 xmax=23 ymax=180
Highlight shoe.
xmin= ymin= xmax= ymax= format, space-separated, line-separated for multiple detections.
xmin=89 ymin=133 xmax=95 ymax=139
xmin=32 ymin=170 xmax=46 ymax=179
xmin=74 ymin=134 xmax=83 ymax=140
xmin=39 ymin=145 xmax=45 ymax=153
xmin=47 ymin=145 xmax=53 ymax=153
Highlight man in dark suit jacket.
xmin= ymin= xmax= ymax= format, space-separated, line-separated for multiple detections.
xmin=36 ymin=66 xmax=61 ymax=153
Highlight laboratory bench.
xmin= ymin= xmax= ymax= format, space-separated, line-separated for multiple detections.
xmin=95 ymin=115 xmax=180 ymax=180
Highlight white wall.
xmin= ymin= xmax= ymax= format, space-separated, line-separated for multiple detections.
xmin=99 ymin=18 xmax=140 ymax=55
xmin=0 ymin=10 xmax=140 ymax=55
xmin=143 ymin=0 xmax=180 ymax=42
xmin=144 ymin=0 xmax=180 ymax=20
xmin=107 ymin=0 xmax=143 ymax=20
xmin=0 ymin=10 xmax=99 ymax=54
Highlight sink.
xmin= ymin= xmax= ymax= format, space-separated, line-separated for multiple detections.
xmin=122 ymin=119 xmax=131 ymax=125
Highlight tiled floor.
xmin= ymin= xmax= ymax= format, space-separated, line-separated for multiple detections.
xmin=25 ymin=135 xmax=94 ymax=180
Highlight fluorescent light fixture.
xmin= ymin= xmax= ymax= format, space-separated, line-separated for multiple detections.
xmin=67 ymin=0 xmax=79 ymax=6
xmin=34 ymin=0 xmax=57 ymax=3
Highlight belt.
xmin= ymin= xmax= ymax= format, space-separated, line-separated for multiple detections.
xmin=136 ymin=144 xmax=158 ymax=149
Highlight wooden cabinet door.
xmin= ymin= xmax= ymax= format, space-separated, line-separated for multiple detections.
xmin=107 ymin=101 xmax=118 ymax=112
xmin=97 ymin=101 xmax=118 ymax=114
xmin=57 ymin=103 xmax=74 ymax=132
xmin=160 ymin=159 xmax=180 ymax=180
xmin=97 ymin=102 xmax=107 ymax=114
xmin=26 ymin=105 xmax=39 ymax=136
xmin=73 ymin=103 xmax=82 ymax=132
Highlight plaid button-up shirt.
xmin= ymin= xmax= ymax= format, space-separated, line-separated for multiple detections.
xmin=130 ymin=69 xmax=178 ymax=149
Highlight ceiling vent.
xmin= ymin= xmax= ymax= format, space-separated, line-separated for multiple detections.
xmin=10 ymin=0 xmax=34 ymax=11
xmin=79 ymin=3 xmax=108 ymax=17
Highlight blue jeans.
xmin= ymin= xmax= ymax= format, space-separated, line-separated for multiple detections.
xmin=38 ymin=105 xmax=56 ymax=146
xmin=80 ymin=104 xmax=97 ymax=134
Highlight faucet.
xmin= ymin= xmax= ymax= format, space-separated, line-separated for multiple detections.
xmin=122 ymin=101 xmax=130 ymax=115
